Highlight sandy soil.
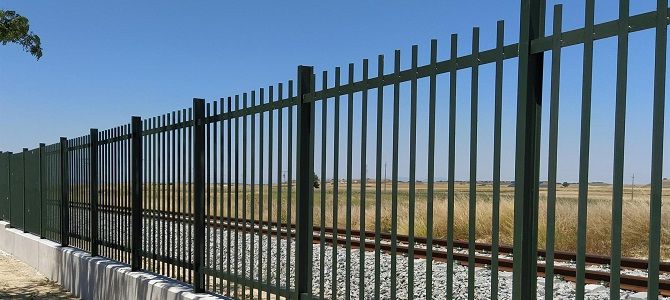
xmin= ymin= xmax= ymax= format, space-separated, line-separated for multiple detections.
xmin=0 ymin=250 xmax=77 ymax=299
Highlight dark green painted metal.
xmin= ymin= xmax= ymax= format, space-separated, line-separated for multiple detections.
xmin=90 ymin=129 xmax=99 ymax=257
xmin=188 ymin=108 xmax=193 ymax=284
xmin=374 ymin=54 xmax=383 ymax=300
xmin=545 ymin=6 xmax=562 ymax=300
xmin=0 ymin=152 xmax=10 ymax=222
xmin=213 ymin=101 xmax=220 ymax=292
xmin=319 ymin=70 xmax=328 ymax=300
xmin=59 ymin=137 xmax=70 ymax=247
xmin=227 ymin=96 xmax=233 ymax=296
xmin=218 ymin=99 xmax=225 ymax=294
xmin=610 ymin=1 xmax=628 ymax=298
xmin=267 ymin=86 xmax=273 ymax=300
xmin=39 ymin=144 xmax=44 ymax=238
xmin=648 ymin=0 xmax=667 ymax=296
xmin=408 ymin=44 xmax=418 ymax=299
xmin=491 ymin=20 xmax=504 ymax=300
xmin=447 ymin=34 xmax=457 ymax=300
xmin=250 ymin=90 xmax=257 ymax=299
xmin=241 ymin=93 xmax=248 ymax=296
xmin=205 ymin=106 xmax=211 ymax=288
xmin=331 ymin=66 xmax=340 ymax=300
xmin=193 ymin=99 xmax=206 ymax=293
xmin=171 ymin=111 xmax=177 ymax=279
xmin=10 ymin=151 xmax=25 ymax=230
xmin=258 ymin=89 xmax=265 ymax=296
xmin=576 ymin=1 xmax=595 ymax=298
xmin=276 ymin=85 xmax=283 ymax=294
xmin=235 ymin=94 xmax=241 ymax=297
xmin=391 ymin=49 xmax=400 ymax=300
xmin=512 ymin=0 xmax=544 ymax=299
xmin=131 ymin=117 xmax=142 ymax=270
xmin=24 ymin=148 xmax=41 ymax=236
xmin=346 ymin=62 xmax=354 ymax=299
xmin=286 ymin=81 xmax=294 ymax=292
xmin=426 ymin=39 xmax=437 ymax=300
xmin=359 ymin=58 xmax=368 ymax=300
xmin=162 ymin=115 xmax=167 ymax=276
xmin=152 ymin=118 xmax=158 ymax=272
xmin=296 ymin=65 xmax=315 ymax=300
xmin=468 ymin=27 xmax=479 ymax=300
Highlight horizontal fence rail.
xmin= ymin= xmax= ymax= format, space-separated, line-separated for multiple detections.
xmin=1 ymin=1 xmax=669 ymax=299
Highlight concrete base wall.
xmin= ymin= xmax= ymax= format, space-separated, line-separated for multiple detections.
xmin=0 ymin=221 xmax=223 ymax=300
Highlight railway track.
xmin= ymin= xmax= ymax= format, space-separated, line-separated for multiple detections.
xmin=68 ymin=203 xmax=670 ymax=295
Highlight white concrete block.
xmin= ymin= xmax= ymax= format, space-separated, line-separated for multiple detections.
xmin=10 ymin=229 xmax=40 ymax=268
xmin=0 ymin=223 xmax=226 ymax=300
xmin=37 ymin=238 xmax=61 ymax=281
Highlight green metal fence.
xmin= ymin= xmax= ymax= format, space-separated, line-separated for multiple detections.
xmin=0 ymin=0 xmax=668 ymax=299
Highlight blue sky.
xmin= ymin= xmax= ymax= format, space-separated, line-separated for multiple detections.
xmin=0 ymin=0 xmax=668 ymax=184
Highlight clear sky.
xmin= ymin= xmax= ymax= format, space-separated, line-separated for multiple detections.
xmin=0 ymin=0 xmax=668 ymax=184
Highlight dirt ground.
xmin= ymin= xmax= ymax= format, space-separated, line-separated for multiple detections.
xmin=0 ymin=250 xmax=77 ymax=299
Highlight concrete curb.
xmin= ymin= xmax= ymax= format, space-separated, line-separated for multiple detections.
xmin=0 ymin=221 xmax=225 ymax=300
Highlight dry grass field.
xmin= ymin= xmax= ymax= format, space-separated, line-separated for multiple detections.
xmin=128 ymin=179 xmax=670 ymax=260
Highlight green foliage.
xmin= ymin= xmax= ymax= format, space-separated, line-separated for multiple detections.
xmin=0 ymin=10 xmax=42 ymax=59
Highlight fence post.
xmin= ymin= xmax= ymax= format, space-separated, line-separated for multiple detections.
xmin=90 ymin=129 xmax=99 ymax=256
xmin=131 ymin=117 xmax=143 ymax=271
xmin=295 ymin=65 xmax=314 ymax=300
xmin=22 ymin=148 xmax=27 ymax=233
xmin=512 ymin=0 xmax=545 ymax=299
xmin=192 ymin=98 xmax=206 ymax=293
xmin=60 ymin=137 xmax=69 ymax=247
xmin=39 ymin=143 xmax=45 ymax=238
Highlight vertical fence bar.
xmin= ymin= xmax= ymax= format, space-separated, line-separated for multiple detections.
xmin=374 ymin=54 xmax=384 ymax=300
xmin=60 ymin=137 xmax=69 ymax=247
xmin=319 ymin=70 xmax=328 ymax=300
xmin=610 ymin=1 xmax=628 ymax=298
xmin=576 ymin=1 xmax=595 ymax=298
xmin=391 ymin=49 xmax=401 ymax=300
xmin=346 ymin=62 xmax=354 ymax=299
xmin=234 ymin=94 xmax=241 ymax=297
xmin=226 ymin=96 xmax=233 ymax=296
xmin=22 ymin=148 xmax=27 ymax=233
xmin=426 ymin=39 xmax=437 ymax=300
xmin=358 ymin=58 xmax=368 ymax=300
xmin=286 ymin=82 xmax=294 ymax=292
xmin=39 ymin=143 xmax=45 ymax=238
xmin=647 ymin=0 xmax=667 ymax=296
xmin=193 ymin=98 xmax=206 ymax=293
xmin=250 ymin=91 xmax=256 ymax=298
xmin=131 ymin=117 xmax=142 ymax=271
xmin=276 ymin=86 xmax=282 ymax=295
xmin=512 ymin=0 xmax=545 ymax=299
xmin=447 ymin=34 xmax=457 ymax=300
xmin=468 ymin=27 xmax=479 ymax=300
xmin=545 ymin=6 xmax=562 ymax=300
xmin=241 ymin=93 xmax=248 ymax=295
xmin=331 ymin=67 xmax=340 ymax=300
xmin=90 ymin=129 xmax=99 ymax=257
xmin=491 ymin=20 xmax=504 ymax=300
xmin=266 ymin=87 xmax=273 ymax=300
xmin=295 ymin=65 xmax=314 ymax=300
xmin=258 ymin=90 xmax=265 ymax=298
xmin=408 ymin=44 xmax=418 ymax=299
